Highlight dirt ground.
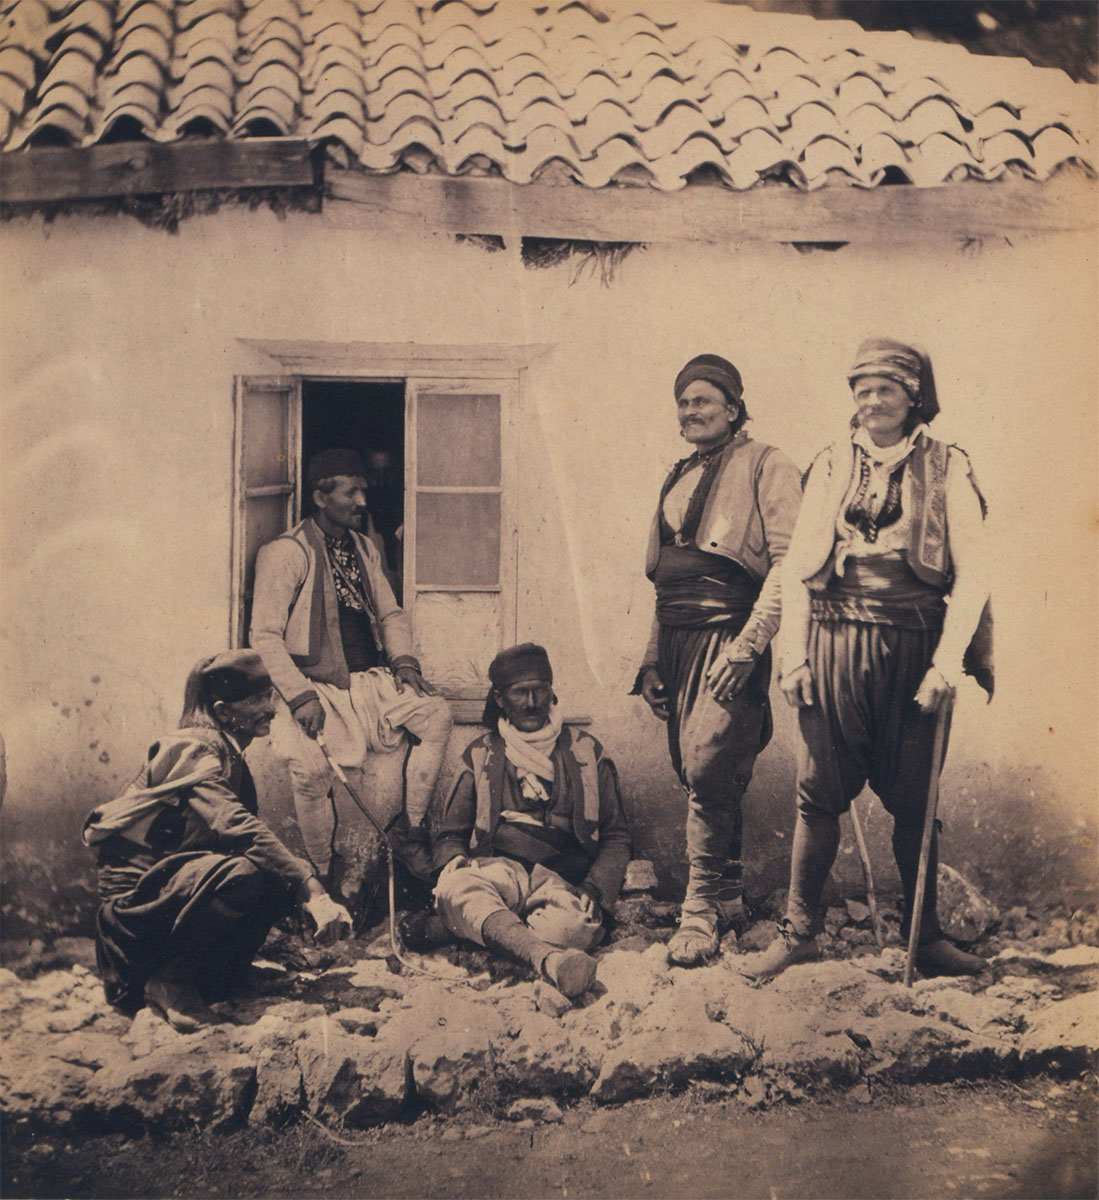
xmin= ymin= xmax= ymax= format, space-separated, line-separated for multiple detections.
xmin=4 ymin=1077 xmax=1095 ymax=1200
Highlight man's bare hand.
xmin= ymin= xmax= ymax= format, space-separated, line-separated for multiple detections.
xmin=706 ymin=654 xmax=755 ymax=701
xmin=780 ymin=663 xmax=815 ymax=709
xmin=294 ymin=697 xmax=325 ymax=737
xmin=914 ymin=667 xmax=955 ymax=714
xmin=639 ymin=666 xmax=670 ymax=721
xmin=394 ymin=665 xmax=437 ymax=697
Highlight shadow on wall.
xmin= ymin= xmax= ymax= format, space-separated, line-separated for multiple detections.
xmin=1 ymin=720 xmax=1095 ymax=945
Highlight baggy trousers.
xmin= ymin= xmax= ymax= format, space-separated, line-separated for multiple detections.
xmin=786 ymin=619 xmax=949 ymax=943
xmin=435 ymin=858 xmax=604 ymax=951
xmin=276 ymin=669 xmax=452 ymax=875
xmin=95 ymin=852 xmax=293 ymax=1009
xmin=659 ymin=624 xmax=772 ymax=923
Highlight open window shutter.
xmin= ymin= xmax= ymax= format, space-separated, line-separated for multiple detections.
xmin=405 ymin=379 xmax=516 ymax=718
xmin=231 ymin=376 xmax=300 ymax=647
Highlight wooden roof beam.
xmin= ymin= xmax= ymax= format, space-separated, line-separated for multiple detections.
xmin=0 ymin=139 xmax=314 ymax=204
xmin=323 ymin=169 xmax=1097 ymax=245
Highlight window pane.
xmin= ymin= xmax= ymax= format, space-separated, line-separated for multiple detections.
xmin=417 ymin=393 xmax=500 ymax=487
xmin=416 ymin=493 xmax=500 ymax=586
xmin=243 ymin=387 xmax=290 ymax=487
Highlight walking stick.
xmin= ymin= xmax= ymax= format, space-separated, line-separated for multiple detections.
xmin=903 ymin=699 xmax=952 ymax=987
xmin=314 ymin=733 xmax=469 ymax=982
xmin=848 ymin=802 xmax=885 ymax=949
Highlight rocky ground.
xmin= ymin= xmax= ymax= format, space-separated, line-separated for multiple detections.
xmin=2 ymin=872 xmax=1097 ymax=1198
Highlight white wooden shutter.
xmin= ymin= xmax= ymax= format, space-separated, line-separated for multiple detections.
xmin=231 ymin=375 xmax=300 ymax=647
xmin=405 ymin=378 xmax=516 ymax=713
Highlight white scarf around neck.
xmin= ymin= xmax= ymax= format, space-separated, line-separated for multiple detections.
xmin=498 ymin=704 xmax=563 ymax=803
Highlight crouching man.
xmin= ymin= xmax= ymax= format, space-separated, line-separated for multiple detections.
xmin=406 ymin=644 xmax=631 ymax=999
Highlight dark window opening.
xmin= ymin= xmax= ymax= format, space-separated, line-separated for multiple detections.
xmin=301 ymin=379 xmax=406 ymax=602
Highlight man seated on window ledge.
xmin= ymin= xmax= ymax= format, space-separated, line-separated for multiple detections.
xmin=250 ymin=449 xmax=453 ymax=909
xmin=400 ymin=644 xmax=631 ymax=1001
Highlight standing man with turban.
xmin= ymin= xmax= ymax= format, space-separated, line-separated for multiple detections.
xmin=407 ymin=644 xmax=631 ymax=1000
xmin=634 ymin=355 xmax=802 ymax=968
xmin=746 ymin=338 xmax=992 ymax=980
xmin=251 ymin=449 xmax=453 ymax=904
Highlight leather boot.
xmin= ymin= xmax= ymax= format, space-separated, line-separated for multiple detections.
xmin=915 ymin=938 xmax=986 ymax=977
xmin=480 ymin=910 xmax=596 ymax=999
xmin=739 ymin=919 xmax=819 ymax=981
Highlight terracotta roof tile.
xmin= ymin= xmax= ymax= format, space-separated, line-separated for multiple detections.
xmin=1 ymin=0 xmax=1092 ymax=191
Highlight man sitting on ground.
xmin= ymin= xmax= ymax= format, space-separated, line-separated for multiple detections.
xmin=403 ymin=644 xmax=631 ymax=999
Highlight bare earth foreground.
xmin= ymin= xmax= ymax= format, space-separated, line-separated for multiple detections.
xmin=2 ymin=898 xmax=1097 ymax=1200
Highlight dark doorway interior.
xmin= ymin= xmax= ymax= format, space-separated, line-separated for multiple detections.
xmin=301 ymin=379 xmax=406 ymax=600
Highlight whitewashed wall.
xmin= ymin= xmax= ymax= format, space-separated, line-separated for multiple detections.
xmin=1 ymin=203 xmax=1095 ymax=932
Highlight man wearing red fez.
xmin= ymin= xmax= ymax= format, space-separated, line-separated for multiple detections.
xmin=251 ymin=449 xmax=453 ymax=903
xmin=403 ymin=644 xmax=631 ymax=1000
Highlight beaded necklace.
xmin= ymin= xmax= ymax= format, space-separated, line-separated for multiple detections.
xmin=843 ymin=447 xmax=907 ymax=543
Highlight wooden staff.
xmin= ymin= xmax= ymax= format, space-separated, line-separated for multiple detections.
xmin=848 ymin=801 xmax=885 ymax=949
xmin=903 ymin=699 xmax=952 ymax=987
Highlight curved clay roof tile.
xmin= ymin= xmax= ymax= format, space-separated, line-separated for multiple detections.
xmin=429 ymin=45 xmax=495 ymax=96
xmin=234 ymin=84 xmax=299 ymax=130
xmin=40 ymin=47 xmax=99 ymax=99
xmin=654 ymin=133 xmax=731 ymax=191
xmin=834 ymin=71 xmax=888 ymax=117
xmin=301 ymin=1 xmax=362 ymax=45
xmin=19 ymin=97 xmax=89 ymax=145
xmin=307 ymin=61 xmax=365 ymax=101
xmin=56 ymin=0 xmax=115 ymax=45
xmin=107 ymin=25 xmax=172 ymax=73
xmin=630 ymin=71 xmax=691 ymax=129
xmin=721 ymin=94 xmax=777 ymax=141
xmin=843 ymin=101 xmax=894 ymax=145
xmin=978 ymin=127 xmax=1035 ymax=176
xmin=491 ymin=51 xmax=552 ymax=95
xmin=362 ymin=17 xmax=422 ymax=64
xmin=507 ymin=94 xmax=570 ymax=141
xmin=239 ymin=0 xmax=302 ymax=38
xmin=798 ymin=134 xmax=861 ymax=188
xmin=166 ymin=78 xmax=234 ymax=124
xmin=698 ymin=68 xmax=754 ymax=118
xmin=783 ymin=99 xmax=843 ymax=144
xmin=308 ymin=111 xmax=363 ymax=155
xmin=424 ymin=22 xmax=489 ymax=72
xmin=576 ymin=135 xmax=650 ymax=188
xmin=175 ymin=0 xmax=240 ymax=35
xmin=637 ymin=105 xmax=715 ymax=162
xmin=1028 ymin=125 xmax=1087 ymax=180
xmin=103 ymin=50 xmax=164 ymax=91
xmin=857 ymin=129 xmax=909 ymax=175
xmin=753 ymin=45 xmax=811 ymax=93
xmin=906 ymin=131 xmax=973 ymax=186
xmin=302 ymin=40 xmax=361 ymax=85
xmin=897 ymin=96 xmax=968 ymax=147
xmin=237 ymin=58 xmax=301 ymax=99
xmin=0 ymin=46 xmax=38 ymax=92
xmin=174 ymin=19 xmax=238 ymax=63
xmin=0 ymin=71 xmax=26 ymax=117
xmin=366 ymin=66 xmax=429 ymax=116
xmin=239 ymin=36 xmax=302 ymax=78
xmin=444 ymin=91 xmax=505 ymax=132
xmin=768 ymin=73 xmax=824 ymax=121
xmin=116 ymin=2 xmax=174 ymax=45
xmin=307 ymin=84 xmax=365 ymax=128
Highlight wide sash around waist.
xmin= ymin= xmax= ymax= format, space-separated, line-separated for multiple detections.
xmin=811 ymin=552 xmax=946 ymax=630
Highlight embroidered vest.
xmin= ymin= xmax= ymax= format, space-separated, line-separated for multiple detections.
xmin=645 ymin=438 xmax=779 ymax=583
xmin=468 ymin=728 xmax=602 ymax=857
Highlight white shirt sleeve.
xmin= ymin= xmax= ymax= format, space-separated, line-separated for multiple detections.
xmin=931 ymin=449 xmax=990 ymax=687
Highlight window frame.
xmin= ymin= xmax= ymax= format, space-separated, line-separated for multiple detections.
xmin=231 ymin=342 xmax=542 ymax=717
